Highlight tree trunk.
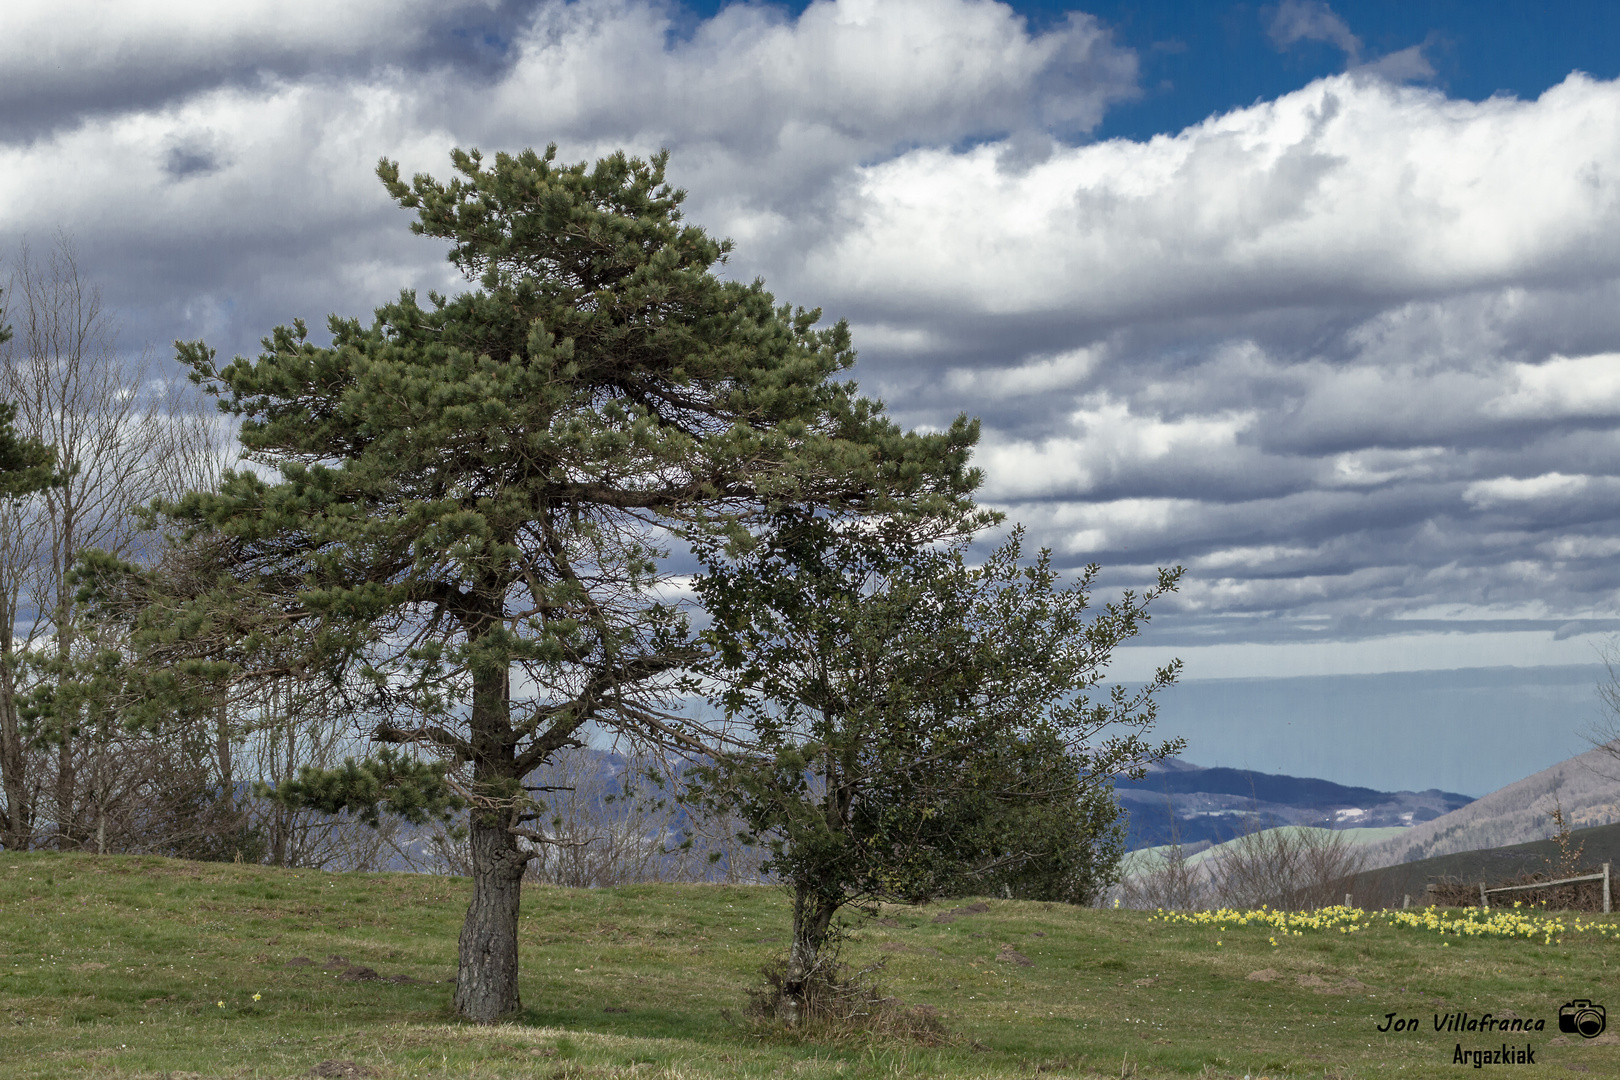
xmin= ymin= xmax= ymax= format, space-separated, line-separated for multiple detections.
xmin=783 ymin=885 xmax=839 ymax=1024
xmin=454 ymin=652 xmax=527 ymax=1022
xmin=454 ymin=811 xmax=527 ymax=1021
xmin=53 ymin=560 xmax=76 ymax=851
xmin=271 ymin=691 xmax=291 ymax=867
xmin=54 ymin=737 xmax=74 ymax=850
xmin=0 ymin=642 xmax=31 ymax=851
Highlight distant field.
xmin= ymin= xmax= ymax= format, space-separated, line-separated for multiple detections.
xmin=3 ymin=852 xmax=1619 ymax=1079
xmin=1120 ymin=825 xmax=1410 ymax=873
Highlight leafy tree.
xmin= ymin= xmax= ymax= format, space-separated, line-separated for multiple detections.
xmin=949 ymin=727 xmax=1128 ymax=906
xmin=87 ymin=146 xmax=980 ymax=1020
xmin=691 ymin=517 xmax=1181 ymax=1014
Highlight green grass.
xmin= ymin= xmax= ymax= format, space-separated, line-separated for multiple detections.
xmin=2 ymin=852 xmax=1619 ymax=1078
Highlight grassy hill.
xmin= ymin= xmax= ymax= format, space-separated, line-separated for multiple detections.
xmin=3 ymin=851 xmax=1620 ymax=1078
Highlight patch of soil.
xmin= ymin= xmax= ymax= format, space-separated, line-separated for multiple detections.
xmin=996 ymin=945 xmax=1032 ymax=967
xmin=1296 ymin=973 xmax=1364 ymax=994
xmin=1246 ymin=969 xmax=1280 ymax=982
xmin=339 ymin=965 xmax=380 ymax=982
xmin=931 ymin=902 xmax=991 ymax=925
xmin=284 ymin=957 xmax=313 ymax=967
xmin=308 ymin=1061 xmax=377 ymax=1078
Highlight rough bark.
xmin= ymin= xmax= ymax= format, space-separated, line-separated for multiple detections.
xmin=782 ymin=885 xmax=839 ymax=1024
xmin=454 ymin=812 xmax=528 ymax=1021
xmin=453 ymin=639 xmax=530 ymax=1022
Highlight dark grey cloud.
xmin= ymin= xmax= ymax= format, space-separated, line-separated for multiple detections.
xmin=0 ymin=1 xmax=543 ymax=143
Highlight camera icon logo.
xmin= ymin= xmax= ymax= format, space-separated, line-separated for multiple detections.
xmin=1558 ymin=1000 xmax=1606 ymax=1039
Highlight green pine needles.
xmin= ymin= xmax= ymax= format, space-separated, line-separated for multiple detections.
xmin=87 ymin=145 xmax=984 ymax=1021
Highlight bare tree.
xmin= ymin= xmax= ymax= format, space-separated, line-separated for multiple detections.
xmin=1207 ymin=823 xmax=1367 ymax=911
xmin=1583 ymin=636 xmax=1620 ymax=779
xmin=0 ymin=236 xmax=229 ymax=851
xmin=1114 ymin=841 xmax=1208 ymax=910
xmin=238 ymin=676 xmax=398 ymax=871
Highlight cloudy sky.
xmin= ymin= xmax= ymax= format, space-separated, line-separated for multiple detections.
xmin=5 ymin=0 xmax=1619 ymax=791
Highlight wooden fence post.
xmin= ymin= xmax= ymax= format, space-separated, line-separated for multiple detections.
xmin=1479 ymin=882 xmax=1489 ymax=910
xmin=1345 ymin=893 xmax=1353 ymax=909
xmin=1403 ymin=894 xmax=1411 ymax=909
xmin=1605 ymin=863 xmax=1612 ymax=915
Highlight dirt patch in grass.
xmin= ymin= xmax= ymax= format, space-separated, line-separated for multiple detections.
xmin=930 ymin=902 xmax=990 ymax=925
xmin=995 ymin=945 xmax=1032 ymax=967
xmin=308 ymin=1061 xmax=378 ymax=1077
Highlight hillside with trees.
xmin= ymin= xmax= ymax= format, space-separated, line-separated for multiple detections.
xmin=1 ymin=146 xmax=1184 ymax=1024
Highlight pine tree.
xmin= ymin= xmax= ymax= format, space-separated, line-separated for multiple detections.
xmin=103 ymin=146 xmax=980 ymax=1020
xmin=0 ymin=305 xmax=56 ymax=500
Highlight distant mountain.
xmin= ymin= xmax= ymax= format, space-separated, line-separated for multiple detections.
xmin=1115 ymin=758 xmax=1474 ymax=850
xmin=1359 ymin=747 xmax=1620 ymax=870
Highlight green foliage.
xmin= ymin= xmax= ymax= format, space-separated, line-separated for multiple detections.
xmin=692 ymin=515 xmax=1182 ymax=941
xmin=951 ymin=729 xmax=1128 ymax=906
xmin=257 ymin=746 xmax=464 ymax=827
xmin=114 ymin=144 xmax=982 ymax=831
xmin=73 ymin=144 xmax=984 ymax=1018
xmin=0 ymin=400 xmax=57 ymax=500
xmin=0 ymin=300 xmax=59 ymax=499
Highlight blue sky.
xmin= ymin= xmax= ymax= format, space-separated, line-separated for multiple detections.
xmin=4 ymin=0 xmax=1620 ymax=791
xmin=676 ymin=1 xmax=1620 ymax=142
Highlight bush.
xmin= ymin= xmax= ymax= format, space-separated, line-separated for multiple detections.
xmin=735 ymin=933 xmax=950 ymax=1045
xmin=1114 ymin=842 xmax=1208 ymax=910
xmin=1207 ymin=825 xmax=1366 ymax=911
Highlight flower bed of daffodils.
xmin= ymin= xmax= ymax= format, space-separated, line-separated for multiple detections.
xmin=1150 ymin=904 xmax=1620 ymax=946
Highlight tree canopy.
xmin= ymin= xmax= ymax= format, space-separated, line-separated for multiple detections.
xmin=0 ymin=307 xmax=57 ymax=500
xmin=88 ymin=145 xmax=983 ymax=1020
xmin=690 ymin=516 xmax=1182 ymax=1012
